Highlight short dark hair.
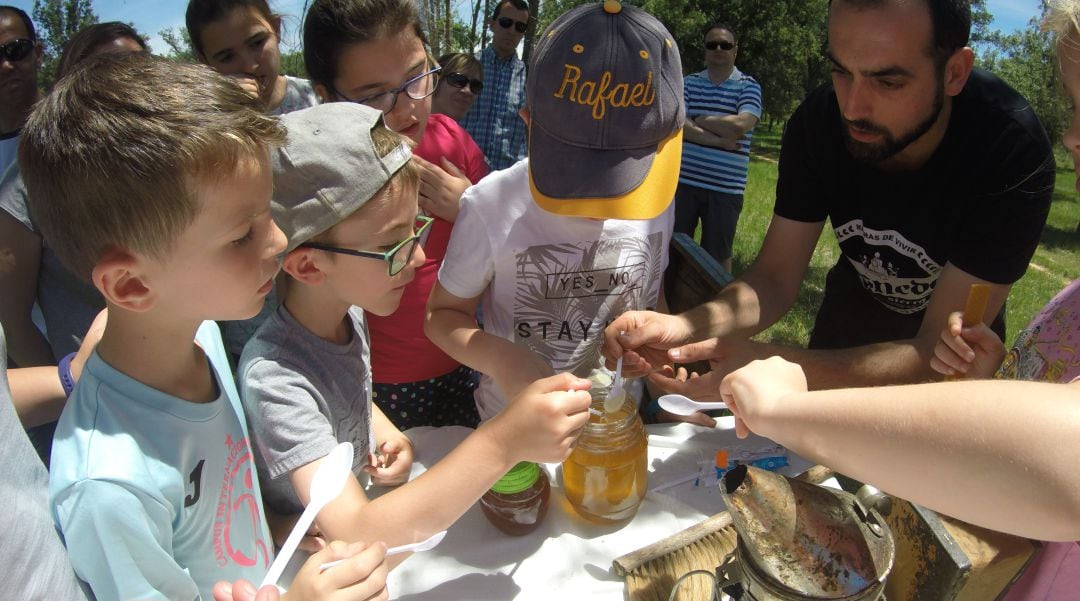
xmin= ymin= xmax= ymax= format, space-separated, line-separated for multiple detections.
xmin=492 ymin=0 xmax=529 ymax=20
xmin=0 ymin=5 xmax=35 ymax=41
xmin=831 ymin=0 xmax=971 ymax=65
xmin=704 ymin=23 xmax=737 ymax=45
xmin=186 ymin=0 xmax=277 ymax=56
xmin=56 ymin=22 xmax=147 ymax=81
xmin=303 ymin=0 xmax=428 ymax=92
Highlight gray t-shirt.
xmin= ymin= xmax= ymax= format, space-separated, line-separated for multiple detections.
xmin=268 ymin=76 xmax=320 ymax=117
xmin=0 ymin=326 xmax=91 ymax=599
xmin=0 ymin=163 xmax=105 ymax=360
xmin=238 ymin=304 xmax=373 ymax=515
xmin=1 ymin=131 xmax=18 ymax=176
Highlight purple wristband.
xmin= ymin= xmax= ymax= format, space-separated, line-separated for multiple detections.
xmin=58 ymin=352 xmax=77 ymax=397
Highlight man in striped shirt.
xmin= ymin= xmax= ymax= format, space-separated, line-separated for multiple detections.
xmin=676 ymin=23 xmax=762 ymax=273
xmin=460 ymin=0 xmax=530 ymax=171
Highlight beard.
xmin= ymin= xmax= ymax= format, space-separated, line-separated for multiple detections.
xmin=841 ymin=82 xmax=945 ymax=164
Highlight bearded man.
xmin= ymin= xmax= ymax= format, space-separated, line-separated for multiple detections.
xmin=603 ymin=0 xmax=1054 ymax=425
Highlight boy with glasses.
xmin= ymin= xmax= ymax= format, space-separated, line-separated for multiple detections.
xmin=0 ymin=5 xmax=42 ymax=175
xmin=459 ymin=0 xmax=530 ymax=170
xmin=675 ymin=23 xmax=762 ymax=274
xmin=238 ymin=102 xmax=592 ymax=555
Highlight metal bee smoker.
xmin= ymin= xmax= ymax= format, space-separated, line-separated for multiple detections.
xmin=714 ymin=465 xmax=896 ymax=601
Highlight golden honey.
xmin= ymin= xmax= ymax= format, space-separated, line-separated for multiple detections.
xmin=562 ymin=400 xmax=648 ymax=523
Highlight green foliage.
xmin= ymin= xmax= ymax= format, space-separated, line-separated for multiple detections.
xmin=280 ymin=50 xmax=306 ymax=77
xmin=158 ymin=26 xmax=197 ymax=63
xmin=31 ymin=0 xmax=98 ymax=88
xmin=978 ymin=7 xmax=1068 ymax=153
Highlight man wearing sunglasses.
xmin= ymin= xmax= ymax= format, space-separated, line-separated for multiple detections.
xmin=676 ymin=23 xmax=761 ymax=273
xmin=0 ymin=6 xmax=42 ymax=175
xmin=459 ymin=0 xmax=530 ymax=171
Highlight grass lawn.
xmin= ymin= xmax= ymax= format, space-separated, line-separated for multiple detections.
xmin=712 ymin=127 xmax=1080 ymax=348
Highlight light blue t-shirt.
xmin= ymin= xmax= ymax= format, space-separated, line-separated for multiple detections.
xmin=50 ymin=322 xmax=273 ymax=601
xmin=679 ymin=68 xmax=763 ymax=195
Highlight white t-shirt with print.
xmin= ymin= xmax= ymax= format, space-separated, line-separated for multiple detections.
xmin=438 ymin=159 xmax=673 ymax=419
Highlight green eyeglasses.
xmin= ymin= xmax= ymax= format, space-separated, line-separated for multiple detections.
xmin=300 ymin=215 xmax=433 ymax=276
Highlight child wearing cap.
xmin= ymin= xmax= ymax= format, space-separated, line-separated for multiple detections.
xmin=23 ymin=54 xmax=387 ymax=601
xmin=238 ymin=102 xmax=592 ymax=560
xmin=426 ymin=0 xmax=685 ymax=419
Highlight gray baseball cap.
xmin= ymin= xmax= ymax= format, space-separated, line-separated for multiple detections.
xmin=526 ymin=0 xmax=684 ymax=220
xmin=271 ymin=103 xmax=413 ymax=252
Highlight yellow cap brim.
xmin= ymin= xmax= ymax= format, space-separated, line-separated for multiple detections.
xmin=529 ymin=128 xmax=683 ymax=220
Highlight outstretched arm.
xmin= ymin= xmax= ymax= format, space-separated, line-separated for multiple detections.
xmin=720 ymin=357 xmax=1080 ymax=542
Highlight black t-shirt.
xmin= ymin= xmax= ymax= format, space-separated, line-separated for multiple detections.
xmin=775 ymin=69 xmax=1054 ymax=349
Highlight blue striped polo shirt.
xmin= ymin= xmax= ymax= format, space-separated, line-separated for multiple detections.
xmin=678 ymin=68 xmax=762 ymax=195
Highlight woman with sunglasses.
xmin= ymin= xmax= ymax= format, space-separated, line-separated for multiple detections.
xmin=431 ymin=52 xmax=484 ymax=122
xmin=304 ymin=0 xmax=489 ymax=432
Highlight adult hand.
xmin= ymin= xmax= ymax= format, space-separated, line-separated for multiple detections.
xmin=486 ymin=372 xmax=592 ymax=465
xmin=719 ymin=357 xmax=807 ymax=439
xmin=601 ymin=311 xmax=694 ymax=378
xmin=930 ymin=310 xmax=1006 ymax=379
xmin=648 ymin=366 xmax=717 ymax=427
xmin=414 ymin=155 xmax=471 ymax=223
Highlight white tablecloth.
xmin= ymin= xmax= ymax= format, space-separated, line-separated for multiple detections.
xmin=375 ymin=418 xmax=813 ymax=600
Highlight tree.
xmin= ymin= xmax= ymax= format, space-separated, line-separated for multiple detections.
xmin=31 ymin=0 xmax=98 ymax=87
xmin=158 ymin=26 xmax=197 ymax=63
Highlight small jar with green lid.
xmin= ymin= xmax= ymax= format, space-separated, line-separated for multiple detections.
xmin=480 ymin=461 xmax=551 ymax=536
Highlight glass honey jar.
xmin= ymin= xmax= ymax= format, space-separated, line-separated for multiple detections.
xmin=561 ymin=388 xmax=648 ymax=524
xmin=480 ymin=461 xmax=550 ymax=535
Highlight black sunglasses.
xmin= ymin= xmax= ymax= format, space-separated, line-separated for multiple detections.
xmin=705 ymin=41 xmax=736 ymax=51
xmin=497 ymin=17 xmax=528 ymax=33
xmin=444 ymin=72 xmax=483 ymax=94
xmin=0 ymin=38 xmax=34 ymax=63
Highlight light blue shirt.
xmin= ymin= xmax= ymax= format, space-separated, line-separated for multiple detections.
xmin=50 ymin=322 xmax=273 ymax=601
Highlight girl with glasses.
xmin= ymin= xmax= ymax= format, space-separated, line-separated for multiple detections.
xmin=432 ymin=52 xmax=484 ymax=123
xmin=304 ymin=0 xmax=490 ymax=431
xmin=186 ymin=0 xmax=319 ymax=116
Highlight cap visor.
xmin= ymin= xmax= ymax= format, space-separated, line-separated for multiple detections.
xmin=529 ymin=127 xmax=682 ymax=220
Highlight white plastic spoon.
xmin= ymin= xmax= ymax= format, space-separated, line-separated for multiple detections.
xmin=319 ymin=530 xmax=449 ymax=571
xmin=657 ymin=393 xmax=727 ymax=416
xmin=261 ymin=442 xmax=354 ymax=588
xmin=604 ymin=355 xmax=626 ymax=413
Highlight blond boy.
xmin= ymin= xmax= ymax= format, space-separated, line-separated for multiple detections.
xmin=240 ymin=102 xmax=592 ymax=558
xmin=21 ymin=53 xmax=386 ymax=600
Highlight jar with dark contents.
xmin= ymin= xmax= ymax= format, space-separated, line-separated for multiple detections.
xmin=480 ymin=461 xmax=551 ymax=536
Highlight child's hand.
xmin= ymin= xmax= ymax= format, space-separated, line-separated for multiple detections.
xmin=365 ymin=434 xmax=414 ymax=486
xmin=226 ymin=73 xmax=262 ymax=100
xmin=492 ymin=346 xmax=556 ymax=403
xmin=719 ymin=357 xmax=807 ymax=439
xmin=212 ymin=579 xmax=281 ymax=601
xmin=285 ymin=540 xmax=388 ymax=601
xmin=485 ymin=372 xmax=592 ymax=465
xmin=930 ymin=311 xmax=1005 ymax=379
xmin=415 ymin=155 xmax=471 ymax=223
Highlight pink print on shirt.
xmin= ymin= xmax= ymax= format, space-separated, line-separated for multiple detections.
xmin=214 ymin=433 xmax=270 ymax=569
